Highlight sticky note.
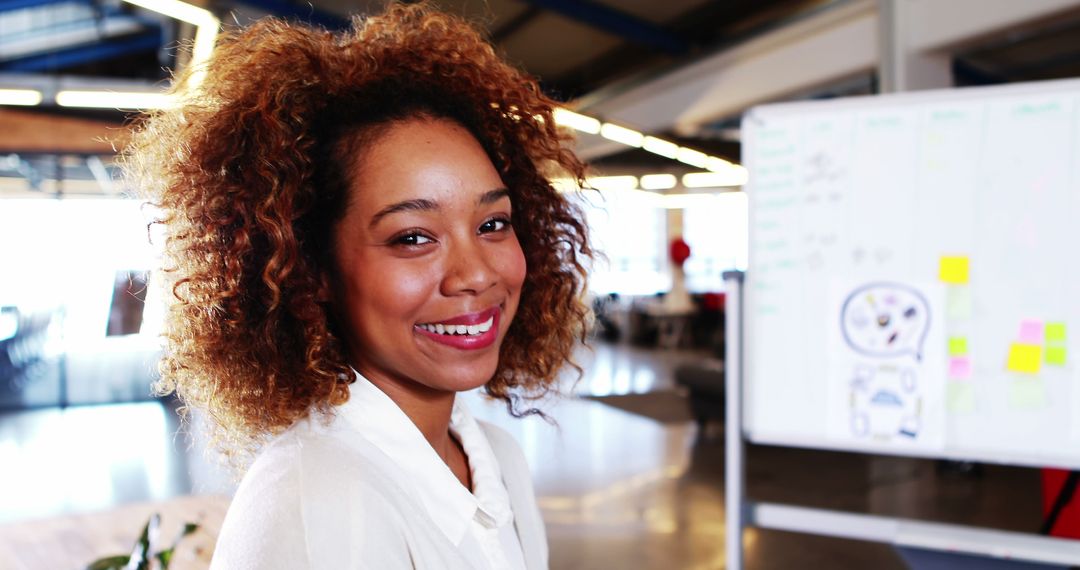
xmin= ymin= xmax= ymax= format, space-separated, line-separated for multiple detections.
xmin=939 ymin=256 xmax=970 ymax=284
xmin=946 ymin=288 xmax=973 ymax=319
xmin=1046 ymin=346 xmax=1067 ymax=366
xmin=948 ymin=337 xmax=968 ymax=356
xmin=1046 ymin=322 xmax=1067 ymax=343
xmin=947 ymin=382 xmax=976 ymax=413
xmin=1006 ymin=343 xmax=1042 ymax=374
xmin=1009 ymin=379 xmax=1046 ymax=409
xmin=1018 ymin=319 xmax=1044 ymax=344
xmin=948 ymin=356 xmax=973 ymax=379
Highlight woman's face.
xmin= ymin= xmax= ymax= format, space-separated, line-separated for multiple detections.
xmin=329 ymin=117 xmax=526 ymax=398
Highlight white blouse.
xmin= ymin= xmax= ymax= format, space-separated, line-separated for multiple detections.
xmin=210 ymin=372 xmax=548 ymax=570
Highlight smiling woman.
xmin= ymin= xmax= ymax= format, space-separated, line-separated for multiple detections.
xmin=121 ymin=3 xmax=592 ymax=569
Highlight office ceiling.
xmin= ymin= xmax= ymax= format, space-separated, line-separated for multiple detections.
xmin=0 ymin=0 xmax=824 ymax=99
xmin=4 ymin=0 xmax=1080 ymax=194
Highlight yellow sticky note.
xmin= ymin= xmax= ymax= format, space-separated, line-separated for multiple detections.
xmin=939 ymin=256 xmax=970 ymax=284
xmin=948 ymin=337 xmax=968 ymax=356
xmin=947 ymin=382 xmax=976 ymax=414
xmin=1047 ymin=322 xmax=1067 ymax=343
xmin=1046 ymin=346 xmax=1067 ymax=366
xmin=1006 ymin=343 xmax=1042 ymax=374
xmin=1009 ymin=379 xmax=1046 ymax=409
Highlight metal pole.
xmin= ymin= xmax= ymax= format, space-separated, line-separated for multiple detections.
xmin=724 ymin=270 xmax=745 ymax=570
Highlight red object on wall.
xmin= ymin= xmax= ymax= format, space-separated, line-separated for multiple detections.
xmin=1042 ymin=468 xmax=1080 ymax=538
xmin=670 ymin=237 xmax=691 ymax=267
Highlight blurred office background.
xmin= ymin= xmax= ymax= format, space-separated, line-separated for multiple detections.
xmin=2 ymin=0 xmax=1080 ymax=568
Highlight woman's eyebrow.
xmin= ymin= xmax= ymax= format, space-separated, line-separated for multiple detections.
xmin=478 ymin=187 xmax=510 ymax=205
xmin=369 ymin=198 xmax=438 ymax=228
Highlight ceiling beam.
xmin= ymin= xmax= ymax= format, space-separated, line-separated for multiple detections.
xmin=233 ymin=0 xmax=348 ymax=30
xmin=0 ymin=29 xmax=162 ymax=72
xmin=490 ymin=6 xmax=542 ymax=43
xmin=521 ymin=0 xmax=687 ymax=55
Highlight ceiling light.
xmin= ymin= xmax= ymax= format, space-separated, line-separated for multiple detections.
xmin=553 ymin=108 xmax=601 ymax=134
xmin=587 ymin=175 xmax=638 ymax=191
xmin=676 ymin=147 xmax=709 ymax=168
xmin=0 ymin=89 xmax=43 ymax=106
xmin=706 ymin=156 xmax=733 ymax=172
xmin=121 ymin=0 xmax=219 ymax=88
xmin=642 ymin=136 xmax=679 ymax=159
xmin=56 ymin=91 xmax=176 ymax=110
xmin=683 ymin=171 xmax=747 ymax=188
xmin=600 ymin=123 xmax=644 ymax=148
xmin=640 ymin=174 xmax=677 ymax=190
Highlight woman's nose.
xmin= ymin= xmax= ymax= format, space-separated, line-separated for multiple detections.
xmin=441 ymin=238 xmax=498 ymax=296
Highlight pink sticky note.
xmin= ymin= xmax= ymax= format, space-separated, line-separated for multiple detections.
xmin=1018 ymin=319 xmax=1044 ymax=344
xmin=949 ymin=356 xmax=973 ymax=379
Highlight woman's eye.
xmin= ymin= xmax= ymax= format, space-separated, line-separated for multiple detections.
xmin=393 ymin=232 xmax=434 ymax=246
xmin=479 ymin=217 xmax=511 ymax=233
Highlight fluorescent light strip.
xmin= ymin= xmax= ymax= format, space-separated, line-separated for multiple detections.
xmin=122 ymin=0 xmax=219 ymax=89
xmin=640 ymin=174 xmax=677 ymax=190
xmin=676 ymin=147 xmax=708 ymax=168
xmin=642 ymin=136 xmax=680 ymax=159
xmin=553 ymin=108 xmax=601 ymax=135
xmin=546 ymin=108 xmax=750 ymax=177
xmin=600 ymin=123 xmax=644 ymax=148
xmin=0 ymin=89 xmax=43 ymax=106
xmin=587 ymin=175 xmax=638 ymax=191
xmin=56 ymin=91 xmax=176 ymax=110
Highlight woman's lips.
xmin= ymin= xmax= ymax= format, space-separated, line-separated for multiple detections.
xmin=414 ymin=307 xmax=500 ymax=350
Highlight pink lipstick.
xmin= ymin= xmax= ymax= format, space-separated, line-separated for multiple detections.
xmin=414 ymin=307 xmax=500 ymax=350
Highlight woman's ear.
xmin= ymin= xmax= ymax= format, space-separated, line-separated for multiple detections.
xmin=316 ymin=270 xmax=334 ymax=304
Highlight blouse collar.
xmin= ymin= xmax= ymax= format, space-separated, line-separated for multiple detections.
xmin=333 ymin=369 xmax=513 ymax=546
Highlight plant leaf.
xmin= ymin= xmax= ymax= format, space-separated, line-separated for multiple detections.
xmin=125 ymin=514 xmax=159 ymax=570
xmin=85 ymin=555 xmax=130 ymax=570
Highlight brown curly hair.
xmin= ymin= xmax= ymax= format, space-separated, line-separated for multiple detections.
xmin=122 ymin=2 xmax=592 ymax=458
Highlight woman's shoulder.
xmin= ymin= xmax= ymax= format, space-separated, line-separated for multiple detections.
xmin=475 ymin=420 xmax=526 ymax=466
xmin=211 ymin=426 xmax=416 ymax=569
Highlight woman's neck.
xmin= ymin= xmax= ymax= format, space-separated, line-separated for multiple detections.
xmin=358 ymin=371 xmax=472 ymax=489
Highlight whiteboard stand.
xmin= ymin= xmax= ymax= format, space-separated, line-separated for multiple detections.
xmin=722 ymin=271 xmax=1080 ymax=569
xmin=724 ymin=270 xmax=746 ymax=570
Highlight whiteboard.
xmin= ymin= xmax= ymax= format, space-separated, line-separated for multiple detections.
xmin=742 ymin=78 xmax=1080 ymax=469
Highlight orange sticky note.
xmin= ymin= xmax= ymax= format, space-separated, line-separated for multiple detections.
xmin=939 ymin=256 xmax=970 ymax=284
xmin=1007 ymin=343 xmax=1042 ymax=374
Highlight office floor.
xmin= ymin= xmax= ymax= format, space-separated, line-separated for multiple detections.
xmin=0 ymin=341 xmax=1049 ymax=569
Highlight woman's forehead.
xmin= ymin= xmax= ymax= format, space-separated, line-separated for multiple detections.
xmin=343 ymin=118 xmax=508 ymax=221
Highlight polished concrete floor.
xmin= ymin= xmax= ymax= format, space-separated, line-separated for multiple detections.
xmin=0 ymin=340 xmax=1054 ymax=568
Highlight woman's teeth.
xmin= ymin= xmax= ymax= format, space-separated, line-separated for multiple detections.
xmin=419 ymin=316 xmax=494 ymax=336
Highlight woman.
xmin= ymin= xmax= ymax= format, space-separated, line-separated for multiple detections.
xmin=123 ymin=4 xmax=591 ymax=568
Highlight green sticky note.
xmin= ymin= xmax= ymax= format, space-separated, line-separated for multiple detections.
xmin=1046 ymin=346 xmax=1067 ymax=366
xmin=1047 ymin=322 xmax=1067 ymax=343
xmin=947 ymin=382 xmax=976 ymax=414
xmin=1009 ymin=379 xmax=1046 ymax=409
xmin=946 ymin=288 xmax=973 ymax=319
xmin=948 ymin=337 xmax=968 ymax=356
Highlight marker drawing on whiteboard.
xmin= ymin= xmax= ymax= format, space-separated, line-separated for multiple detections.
xmin=839 ymin=282 xmax=931 ymax=442
xmin=840 ymin=282 xmax=931 ymax=361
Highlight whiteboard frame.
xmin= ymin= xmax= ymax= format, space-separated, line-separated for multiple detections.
xmin=742 ymin=75 xmax=1080 ymax=471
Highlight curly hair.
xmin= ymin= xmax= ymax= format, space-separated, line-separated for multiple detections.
xmin=122 ymin=2 xmax=592 ymax=459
